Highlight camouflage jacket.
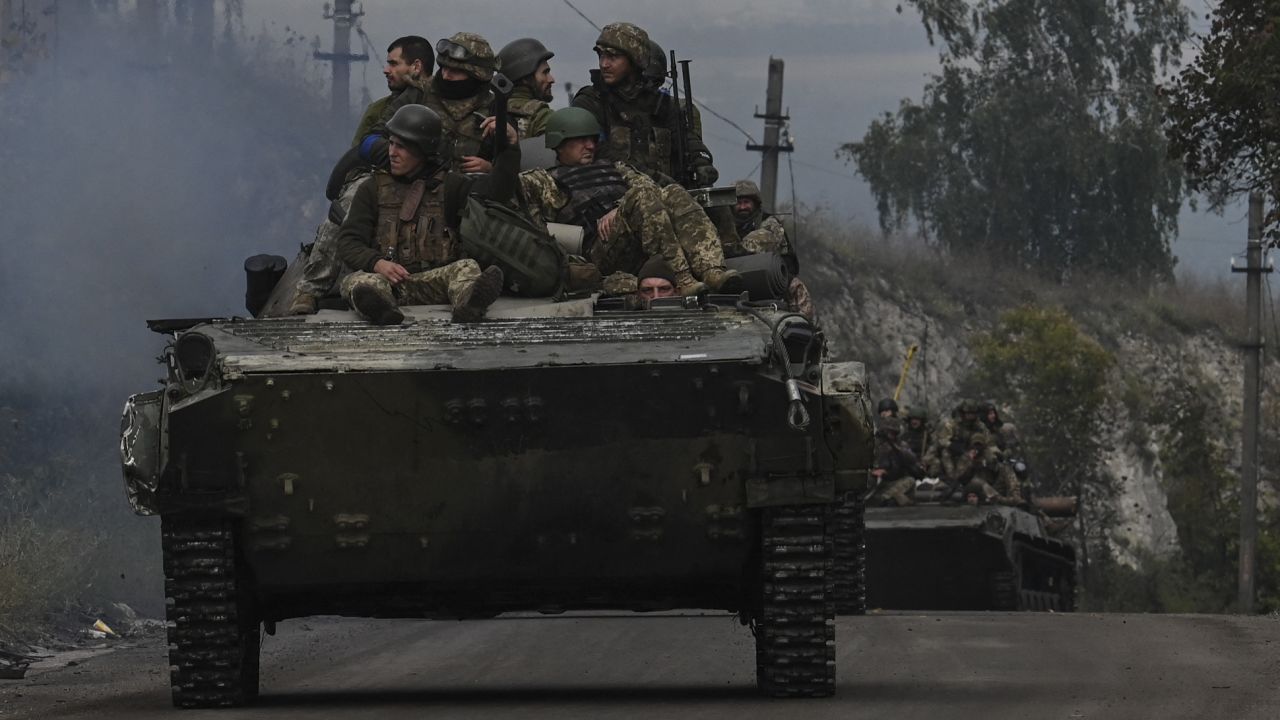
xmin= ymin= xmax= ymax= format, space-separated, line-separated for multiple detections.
xmin=571 ymin=74 xmax=716 ymax=188
xmin=874 ymin=436 xmax=926 ymax=483
xmin=371 ymin=76 xmax=496 ymax=167
xmin=727 ymin=212 xmax=790 ymax=257
xmin=508 ymin=84 xmax=552 ymax=140
xmin=517 ymin=161 xmax=651 ymax=228
xmin=336 ymin=145 xmax=521 ymax=273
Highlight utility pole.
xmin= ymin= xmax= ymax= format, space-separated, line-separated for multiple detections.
xmin=314 ymin=1 xmax=368 ymax=127
xmin=746 ymin=57 xmax=793 ymax=214
xmin=1234 ymin=191 xmax=1268 ymax=614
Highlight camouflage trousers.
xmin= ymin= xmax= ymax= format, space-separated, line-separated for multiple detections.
xmin=964 ymin=465 xmax=1023 ymax=505
xmin=339 ymin=259 xmax=481 ymax=320
xmin=873 ymin=476 xmax=915 ymax=507
xmin=658 ymin=184 xmax=730 ymax=277
xmin=789 ymin=276 xmax=815 ymax=321
xmin=589 ymin=182 xmax=692 ymax=279
xmin=296 ymin=170 xmax=369 ymax=297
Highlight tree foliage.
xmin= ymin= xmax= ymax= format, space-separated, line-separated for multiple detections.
xmin=842 ymin=0 xmax=1190 ymax=282
xmin=965 ymin=306 xmax=1114 ymax=581
xmin=1165 ymin=0 xmax=1280 ymax=230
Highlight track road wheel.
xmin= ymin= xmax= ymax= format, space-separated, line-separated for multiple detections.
xmin=831 ymin=492 xmax=867 ymax=615
xmin=755 ymin=504 xmax=836 ymax=698
xmin=162 ymin=515 xmax=260 ymax=708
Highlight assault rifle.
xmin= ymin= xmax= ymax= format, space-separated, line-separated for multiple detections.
xmin=667 ymin=50 xmax=698 ymax=188
xmin=489 ymin=71 xmax=514 ymax=156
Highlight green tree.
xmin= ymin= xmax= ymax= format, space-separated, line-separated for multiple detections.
xmin=842 ymin=0 xmax=1190 ymax=282
xmin=966 ymin=306 xmax=1114 ymax=577
xmin=1165 ymin=1 xmax=1280 ymax=234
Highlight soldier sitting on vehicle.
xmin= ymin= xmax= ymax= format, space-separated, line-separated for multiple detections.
xmin=723 ymin=179 xmax=815 ymax=320
xmin=981 ymin=399 xmax=1022 ymax=454
xmin=902 ymin=406 xmax=932 ymax=461
xmin=947 ymin=432 xmax=1023 ymax=505
xmin=870 ymin=417 xmax=928 ymax=507
xmin=517 ymin=107 xmax=743 ymax=296
xmin=498 ymin=38 xmax=556 ymax=140
xmin=877 ymin=398 xmax=900 ymax=420
xmin=334 ymin=104 xmax=517 ymax=325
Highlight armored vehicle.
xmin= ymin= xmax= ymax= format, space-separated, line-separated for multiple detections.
xmin=863 ymin=501 xmax=1076 ymax=612
xmin=120 ymin=294 xmax=875 ymax=707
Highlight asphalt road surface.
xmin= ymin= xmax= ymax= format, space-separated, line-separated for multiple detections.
xmin=2 ymin=612 xmax=1278 ymax=719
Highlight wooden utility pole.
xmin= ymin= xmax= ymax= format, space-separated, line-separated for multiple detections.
xmin=746 ymin=57 xmax=792 ymax=214
xmin=1235 ymin=191 xmax=1267 ymax=614
xmin=314 ymin=0 xmax=368 ymax=128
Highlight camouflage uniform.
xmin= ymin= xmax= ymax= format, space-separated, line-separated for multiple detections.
xmin=870 ymin=418 xmax=927 ymax=506
xmin=371 ymin=33 xmax=497 ymax=169
xmin=725 ymin=179 xmax=815 ymax=320
xmin=295 ymin=171 xmax=369 ymax=300
xmin=519 ymin=161 xmax=724 ymax=284
xmin=340 ymin=260 xmax=482 ymax=319
xmin=901 ymin=411 xmax=933 ymax=463
xmin=571 ymin=22 xmax=717 ymax=188
xmin=508 ymin=83 xmax=552 ymax=140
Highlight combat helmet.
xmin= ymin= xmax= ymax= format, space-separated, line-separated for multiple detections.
xmin=544 ymin=107 xmax=602 ymax=150
xmin=497 ymin=37 xmax=553 ymax=82
xmin=877 ymin=398 xmax=899 ymax=415
xmin=436 ymin=32 xmax=497 ymax=82
xmin=644 ymin=39 xmax=667 ymax=85
xmin=907 ymin=406 xmax=929 ymax=422
xmin=735 ymin=179 xmax=763 ymax=203
xmin=385 ymin=104 xmax=444 ymax=157
xmin=594 ymin=22 xmax=649 ymax=71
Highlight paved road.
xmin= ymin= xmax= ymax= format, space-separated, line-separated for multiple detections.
xmin=2 ymin=612 xmax=1278 ymax=719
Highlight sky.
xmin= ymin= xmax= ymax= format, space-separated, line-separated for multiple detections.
xmin=246 ymin=0 xmax=1247 ymax=276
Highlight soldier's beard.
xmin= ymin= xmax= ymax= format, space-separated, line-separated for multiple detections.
xmin=433 ymin=73 xmax=484 ymax=100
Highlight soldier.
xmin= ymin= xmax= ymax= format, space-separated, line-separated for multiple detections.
xmin=571 ymin=22 xmax=717 ymax=188
xmin=870 ymin=417 xmax=927 ymax=507
xmin=517 ymin=107 xmax=743 ymax=296
xmin=936 ymin=398 xmax=985 ymax=455
xmin=902 ymin=406 xmax=933 ymax=461
xmin=636 ymin=255 xmax=677 ymax=301
xmin=725 ymin=179 xmax=816 ymax=320
xmin=498 ymin=38 xmax=555 ymax=139
xmin=289 ymin=36 xmax=435 ymax=315
xmin=360 ymin=32 xmax=499 ymax=173
xmin=877 ymin=398 xmax=900 ymax=419
xmin=981 ymin=400 xmax=1022 ymax=454
xmin=949 ymin=432 xmax=1023 ymax=505
xmin=335 ymin=104 xmax=518 ymax=324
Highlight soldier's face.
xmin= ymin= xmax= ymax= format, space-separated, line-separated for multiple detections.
xmin=387 ymin=136 xmax=425 ymax=177
xmin=440 ymin=67 xmax=470 ymax=82
xmin=533 ymin=61 xmax=555 ymax=101
xmin=384 ymin=48 xmax=418 ymax=90
xmin=909 ymin=418 xmax=923 ymax=430
xmin=596 ymin=49 xmax=633 ymax=85
xmin=638 ymin=277 xmax=676 ymax=300
xmin=556 ymin=136 xmax=598 ymax=166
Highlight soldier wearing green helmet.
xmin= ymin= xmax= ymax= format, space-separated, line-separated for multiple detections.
xmin=902 ymin=406 xmax=933 ymax=462
xmin=498 ymin=38 xmax=556 ymax=139
xmin=571 ymin=22 xmax=718 ymax=189
xmin=517 ymin=107 xmax=743 ymax=296
xmin=333 ymin=104 xmax=520 ymax=325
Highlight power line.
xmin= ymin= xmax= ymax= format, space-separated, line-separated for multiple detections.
xmin=790 ymin=158 xmax=860 ymax=182
xmin=787 ymin=142 xmax=801 ymax=249
xmin=559 ymin=0 xmax=601 ymax=32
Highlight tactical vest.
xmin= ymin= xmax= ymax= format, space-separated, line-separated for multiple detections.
xmin=424 ymin=91 xmax=493 ymax=164
xmin=373 ymin=173 xmax=454 ymax=273
xmin=592 ymin=80 xmax=674 ymax=180
xmin=548 ymin=163 xmax=630 ymax=250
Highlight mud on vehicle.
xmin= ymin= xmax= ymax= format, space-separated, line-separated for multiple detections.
xmin=120 ymin=291 xmax=875 ymax=707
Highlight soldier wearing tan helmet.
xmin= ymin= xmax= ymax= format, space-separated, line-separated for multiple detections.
xmin=720 ymin=178 xmax=817 ymax=320
xmin=571 ymin=22 xmax=718 ymax=189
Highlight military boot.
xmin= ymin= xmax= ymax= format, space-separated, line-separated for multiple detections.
xmin=287 ymin=291 xmax=318 ymax=315
xmin=699 ymin=267 xmax=744 ymax=295
xmin=452 ymin=266 xmax=505 ymax=323
xmin=351 ymin=285 xmax=404 ymax=326
xmin=675 ymin=270 xmax=708 ymax=297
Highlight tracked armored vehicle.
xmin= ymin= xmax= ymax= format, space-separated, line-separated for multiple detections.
xmin=120 ymin=294 xmax=875 ymax=707
xmin=863 ymin=501 xmax=1076 ymax=612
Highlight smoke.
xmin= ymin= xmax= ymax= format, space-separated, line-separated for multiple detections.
xmin=0 ymin=4 xmax=339 ymax=617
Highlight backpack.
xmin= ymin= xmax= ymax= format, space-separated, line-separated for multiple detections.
xmin=457 ymin=195 xmax=566 ymax=297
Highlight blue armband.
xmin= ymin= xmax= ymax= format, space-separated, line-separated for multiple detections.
xmin=358 ymin=134 xmax=382 ymax=162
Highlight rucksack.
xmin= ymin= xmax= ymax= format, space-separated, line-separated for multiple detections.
xmin=457 ymin=195 xmax=566 ymax=297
